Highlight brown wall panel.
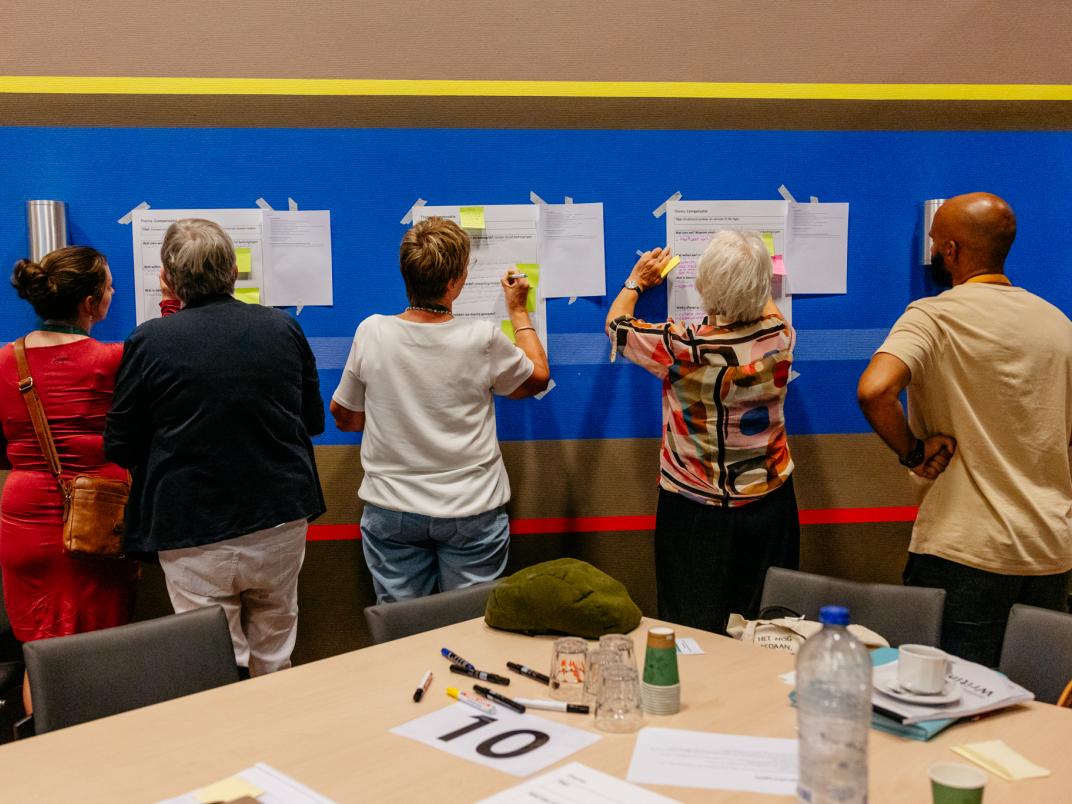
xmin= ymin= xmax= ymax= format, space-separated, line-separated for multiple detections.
xmin=5 ymin=94 xmax=1072 ymax=130
xmin=7 ymin=2 xmax=1072 ymax=84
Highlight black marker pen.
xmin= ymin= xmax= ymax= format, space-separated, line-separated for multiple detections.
xmin=506 ymin=661 xmax=550 ymax=685
xmin=449 ymin=664 xmax=510 ymax=685
xmin=474 ymin=684 xmax=526 ymax=714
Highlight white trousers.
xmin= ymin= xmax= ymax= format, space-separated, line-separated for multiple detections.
xmin=159 ymin=519 xmax=307 ymax=675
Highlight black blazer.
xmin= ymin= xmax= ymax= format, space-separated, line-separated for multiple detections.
xmin=105 ymin=295 xmax=326 ymax=552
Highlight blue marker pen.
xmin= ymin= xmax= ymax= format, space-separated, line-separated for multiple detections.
xmin=441 ymin=647 xmax=476 ymax=671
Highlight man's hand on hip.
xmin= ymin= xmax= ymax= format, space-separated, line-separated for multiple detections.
xmin=912 ymin=434 xmax=957 ymax=479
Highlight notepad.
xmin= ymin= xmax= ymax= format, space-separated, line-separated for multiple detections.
xmin=951 ymin=740 xmax=1051 ymax=781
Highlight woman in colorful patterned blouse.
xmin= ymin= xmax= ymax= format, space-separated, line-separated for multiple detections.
xmin=606 ymin=231 xmax=799 ymax=634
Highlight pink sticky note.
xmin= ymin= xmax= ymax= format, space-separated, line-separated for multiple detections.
xmin=772 ymin=254 xmax=786 ymax=276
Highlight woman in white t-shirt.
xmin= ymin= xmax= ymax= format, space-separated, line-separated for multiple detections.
xmin=330 ymin=218 xmax=549 ymax=603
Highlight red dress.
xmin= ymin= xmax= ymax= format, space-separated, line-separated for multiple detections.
xmin=0 ymin=338 xmax=137 ymax=641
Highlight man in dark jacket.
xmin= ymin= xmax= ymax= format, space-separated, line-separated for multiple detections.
xmin=105 ymin=218 xmax=325 ymax=675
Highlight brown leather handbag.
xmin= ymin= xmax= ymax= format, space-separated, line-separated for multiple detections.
xmin=14 ymin=337 xmax=128 ymax=557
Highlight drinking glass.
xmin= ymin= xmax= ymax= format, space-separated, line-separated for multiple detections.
xmin=594 ymin=664 xmax=643 ymax=733
xmin=549 ymin=637 xmax=588 ymax=702
xmin=583 ymin=647 xmax=624 ymax=702
xmin=598 ymin=634 xmax=637 ymax=670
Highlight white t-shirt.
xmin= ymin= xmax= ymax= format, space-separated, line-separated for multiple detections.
xmin=332 ymin=315 xmax=534 ymax=517
xmin=878 ymin=283 xmax=1072 ymax=575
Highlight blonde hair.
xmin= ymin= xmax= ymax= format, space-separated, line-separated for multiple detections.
xmin=399 ymin=218 xmax=470 ymax=305
xmin=694 ymin=230 xmax=772 ymax=323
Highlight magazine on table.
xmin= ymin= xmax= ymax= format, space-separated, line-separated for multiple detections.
xmin=871 ymin=656 xmax=1034 ymax=725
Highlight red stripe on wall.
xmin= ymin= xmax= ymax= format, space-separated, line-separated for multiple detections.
xmin=306 ymin=506 xmax=917 ymax=541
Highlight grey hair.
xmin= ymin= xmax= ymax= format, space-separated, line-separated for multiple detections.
xmin=160 ymin=219 xmax=237 ymax=304
xmin=694 ymin=230 xmax=772 ymax=323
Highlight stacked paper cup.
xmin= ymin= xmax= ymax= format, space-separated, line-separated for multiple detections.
xmin=640 ymin=626 xmax=680 ymax=715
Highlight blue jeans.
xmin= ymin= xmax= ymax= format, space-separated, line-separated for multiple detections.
xmin=360 ymin=503 xmax=510 ymax=604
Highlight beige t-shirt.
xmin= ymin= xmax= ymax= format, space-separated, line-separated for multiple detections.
xmin=878 ymin=283 xmax=1072 ymax=575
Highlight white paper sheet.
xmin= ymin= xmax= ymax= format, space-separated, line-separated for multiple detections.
xmin=664 ymin=201 xmax=791 ymax=326
xmin=476 ymin=762 xmax=680 ymax=804
xmin=626 ymin=728 xmax=798 ymax=796
xmin=262 ymin=210 xmax=333 ymax=306
xmin=132 ymin=208 xmax=265 ymax=324
xmin=391 ymin=702 xmax=601 ymax=778
xmin=156 ymin=762 xmax=335 ymax=804
xmin=415 ymin=205 xmax=548 ymax=353
xmin=785 ymin=202 xmax=849 ymax=294
xmin=538 ymin=202 xmax=606 ymax=298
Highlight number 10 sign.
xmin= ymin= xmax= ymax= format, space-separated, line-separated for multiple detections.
xmin=391 ymin=703 xmax=602 ymax=777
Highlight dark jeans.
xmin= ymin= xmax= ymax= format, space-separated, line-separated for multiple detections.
xmin=654 ymin=477 xmax=800 ymax=636
xmin=904 ymin=553 xmax=1071 ymax=667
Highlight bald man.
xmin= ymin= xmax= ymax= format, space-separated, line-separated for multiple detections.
xmin=858 ymin=192 xmax=1072 ymax=667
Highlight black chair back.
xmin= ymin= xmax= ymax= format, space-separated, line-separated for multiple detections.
xmin=23 ymin=606 xmax=239 ymax=734
xmin=364 ymin=582 xmax=498 ymax=645
xmin=760 ymin=567 xmax=946 ymax=647
xmin=999 ymin=604 xmax=1072 ymax=704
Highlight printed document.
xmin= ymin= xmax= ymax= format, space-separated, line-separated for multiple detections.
xmin=538 ymin=203 xmax=606 ymax=298
xmin=627 ymin=728 xmax=798 ymax=795
xmin=665 ymin=201 xmax=791 ymax=325
xmin=415 ymin=205 xmax=548 ymax=352
xmin=477 ymin=762 xmax=680 ymax=803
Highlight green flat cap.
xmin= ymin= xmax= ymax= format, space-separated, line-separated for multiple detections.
xmin=484 ymin=558 xmax=642 ymax=639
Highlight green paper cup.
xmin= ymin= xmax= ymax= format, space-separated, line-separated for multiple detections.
xmin=642 ymin=627 xmax=679 ymax=686
xmin=929 ymin=762 xmax=986 ymax=804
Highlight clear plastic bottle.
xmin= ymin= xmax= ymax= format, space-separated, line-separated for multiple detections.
xmin=795 ymin=605 xmax=872 ymax=803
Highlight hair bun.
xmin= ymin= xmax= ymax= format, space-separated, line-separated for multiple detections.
xmin=10 ymin=258 xmax=52 ymax=302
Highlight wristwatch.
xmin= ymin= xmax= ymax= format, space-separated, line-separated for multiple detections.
xmin=624 ymin=278 xmax=643 ymax=294
xmin=899 ymin=438 xmax=925 ymax=469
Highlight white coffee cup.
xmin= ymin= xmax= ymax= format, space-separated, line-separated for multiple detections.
xmin=898 ymin=644 xmax=951 ymax=694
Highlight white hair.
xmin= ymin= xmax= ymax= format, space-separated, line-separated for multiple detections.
xmin=694 ymin=230 xmax=772 ymax=322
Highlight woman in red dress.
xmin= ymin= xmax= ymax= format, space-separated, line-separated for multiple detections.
xmin=0 ymin=246 xmax=138 ymax=714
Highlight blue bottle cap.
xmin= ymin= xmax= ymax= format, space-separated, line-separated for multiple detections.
xmin=819 ymin=605 xmax=850 ymax=626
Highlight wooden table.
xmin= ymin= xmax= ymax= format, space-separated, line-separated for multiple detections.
xmin=0 ymin=617 xmax=1067 ymax=802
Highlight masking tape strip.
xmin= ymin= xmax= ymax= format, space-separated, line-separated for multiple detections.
xmin=777 ymin=184 xmax=796 ymax=203
xmin=529 ymin=191 xmax=546 ymax=206
xmin=255 ymin=197 xmax=273 ymax=210
xmin=288 ymin=197 xmax=298 ymax=211
xmin=400 ymin=197 xmax=427 ymax=225
xmin=652 ymin=190 xmax=682 ymax=218
xmin=117 ymin=201 xmax=150 ymax=224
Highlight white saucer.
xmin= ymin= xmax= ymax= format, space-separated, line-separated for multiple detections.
xmin=876 ymin=680 xmax=961 ymax=705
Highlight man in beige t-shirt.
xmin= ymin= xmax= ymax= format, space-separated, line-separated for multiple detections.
xmin=858 ymin=192 xmax=1072 ymax=666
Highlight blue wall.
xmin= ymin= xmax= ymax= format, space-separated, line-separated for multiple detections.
xmin=3 ymin=128 xmax=1069 ymax=443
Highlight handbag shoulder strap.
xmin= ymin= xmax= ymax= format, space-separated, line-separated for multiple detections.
xmin=13 ymin=337 xmax=65 ymax=486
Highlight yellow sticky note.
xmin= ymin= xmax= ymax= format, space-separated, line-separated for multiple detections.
xmin=235 ymin=247 xmax=252 ymax=279
xmin=660 ymin=255 xmax=681 ymax=278
xmin=516 ymin=263 xmax=540 ymax=313
xmin=194 ymin=775 xmax=264 ymax=803
xmin=501 ymin=320 xmax=516 ymax=343
xmin=761 ymin=232 xmax=776 ymax=256
xmin=460 ymin=206 xmax=486 ymax=229
xmin=951 ymin=740 xmax=1051 ymax=781
xmin=235 ymin=287 xmax=261 ymax=305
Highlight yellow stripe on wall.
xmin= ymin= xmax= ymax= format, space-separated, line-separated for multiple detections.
xmin=2 ymin=76 xmax=1071 ymax=101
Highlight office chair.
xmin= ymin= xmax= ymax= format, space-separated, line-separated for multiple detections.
xmin=0 ymin=573 xmax=25 ymax=743
xmin=998 ymin=604 xmax=1072 ymax=705
xmin=760 ymin=567 xmax=946 ymax=647
xmin=22 ymin=606 xmax=240 ymax=734
xmin=364 ymin=581 xmax=499 ymax=645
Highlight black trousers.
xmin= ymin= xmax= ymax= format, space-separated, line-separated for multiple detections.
xmin=653 ymin=478 xmax=800 ymax=636
xmin=904 ymin=553 xmax=1071 ymax=667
